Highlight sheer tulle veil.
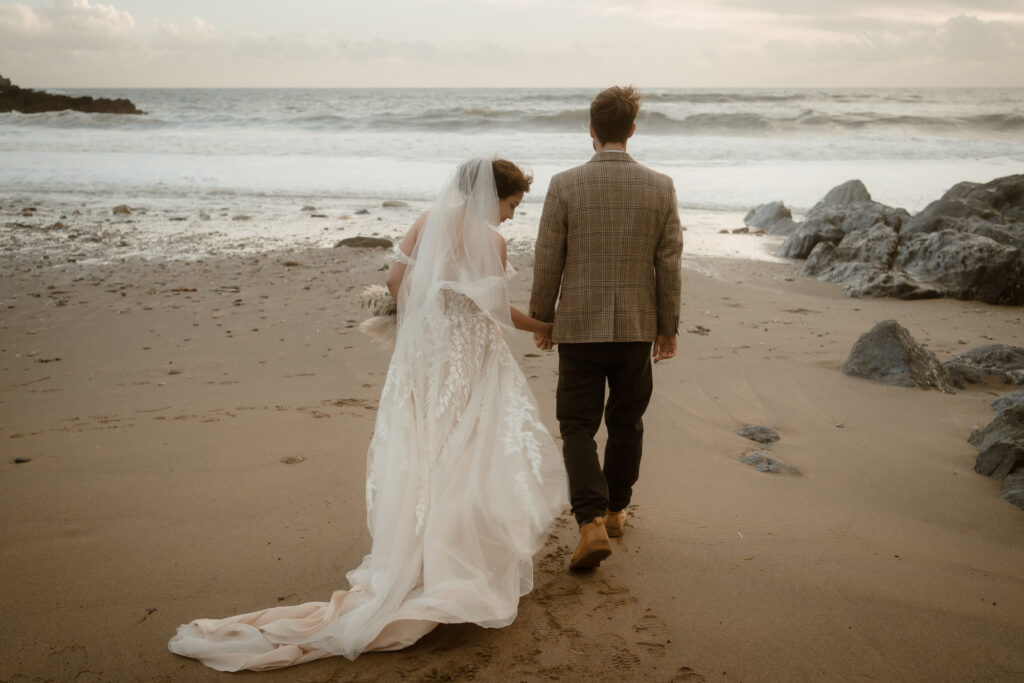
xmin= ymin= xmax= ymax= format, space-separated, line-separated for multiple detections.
xmin=397 ymin=158 xmax=513 ymax=334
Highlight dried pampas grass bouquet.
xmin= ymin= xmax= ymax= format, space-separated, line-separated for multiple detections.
xmin=358 ymin=285 xmax=397 ymax=350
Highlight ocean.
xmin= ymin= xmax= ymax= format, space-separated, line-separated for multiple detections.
xmin=2 ymin=87 xmax=1023 ymax=262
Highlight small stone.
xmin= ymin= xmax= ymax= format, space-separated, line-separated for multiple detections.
xmin=281 ymin=456 xmax=305 ymax=465
xmin=382 ymin=200 xmax=409 ymax=208
xmin=232 ymin=215 xmax=252 ymax=221
xmin=835 ymin=422 xmax=845 ymax=428
xmin=112 ymin=204 xmax=132 ymax=215
xmin=736 ymin=425 xmax=780 ymax=444
xmin=740 ymin=448 xmax=799 ymax=474
xmin=282 ymin=260 xmax=300 ymax=267
xmin=14 ymin=457 xmax=31 ymax=464
xmin=355 ymin=209 xmax=371 ymax=215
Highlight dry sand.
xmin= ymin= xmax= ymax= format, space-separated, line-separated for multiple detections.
xmin=1 ymin=244 xmax=1023 ymax=682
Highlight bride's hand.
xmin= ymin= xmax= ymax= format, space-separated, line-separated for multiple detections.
xmin=533 ymin=323 xmax=553 ymax=350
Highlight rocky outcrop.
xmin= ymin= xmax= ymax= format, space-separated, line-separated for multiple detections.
xmin=842 ymin=320 xmax=955 ymax=392
xmin=766 ymin=175 xmax=1024 ymax=305
xmin=0 ymin=75 xmax=144 ymax=115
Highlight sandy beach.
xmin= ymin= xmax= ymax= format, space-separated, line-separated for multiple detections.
xmin=2 ymin=224 xmax=1023 ymax=681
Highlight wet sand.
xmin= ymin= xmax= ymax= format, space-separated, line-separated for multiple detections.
xmin=1 ymin=238 xmax=1023 ymax=681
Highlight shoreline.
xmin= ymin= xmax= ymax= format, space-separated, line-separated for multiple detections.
xmin=2 ymin=193 xmax=787 ymax=268
xmin=2 ymin=243 xmax=1023 ymax=681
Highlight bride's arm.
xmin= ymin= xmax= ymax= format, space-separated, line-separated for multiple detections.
xmin=511 ymin=305 xmax=552 ymax=335
xmin=498 ymin=234 xmax=552 ymax=336
xmin=385 ymin=212 xmax=428 ymax=301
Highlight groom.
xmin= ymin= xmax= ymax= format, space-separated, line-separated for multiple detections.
xmin=530 ymin=85 xmax=683 ymax=571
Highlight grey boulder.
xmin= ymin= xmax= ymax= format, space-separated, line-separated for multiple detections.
xmin=901 ymin=174 xmax=1024 ymax=237
xmin=809 ymin=179 xmax=872 ymax=213
xmin=842 ymin=320 xmax=955 ymax=392
xmin=743 ymin=201 xmax=797 ymax=235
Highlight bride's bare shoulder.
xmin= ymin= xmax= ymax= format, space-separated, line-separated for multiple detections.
xmin=399 ymin=211 xmax=430 ymax=256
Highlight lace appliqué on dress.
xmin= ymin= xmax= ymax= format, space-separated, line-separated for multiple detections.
xmin=393 ymin=247 xmax=414 ymax=265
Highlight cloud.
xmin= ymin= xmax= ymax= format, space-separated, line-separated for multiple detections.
xmin=2 ymin=0 xmax=1023 ymax=87
xmin=0 ymin=3 xmax=44 ymax=34
xmin=153 ymin=16 xmax=216 ymax=42
xmin=0 ymin=0 xmax=136 ymax=49
xmin=939 ymin=13 xmax=1024 ymax=59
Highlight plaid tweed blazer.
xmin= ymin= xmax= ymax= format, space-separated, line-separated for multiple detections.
xmin=529 ymin=151 xmax=683 ymax=344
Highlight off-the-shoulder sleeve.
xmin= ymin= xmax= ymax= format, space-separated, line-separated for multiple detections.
xmin=393 ymin=246 xmax=414 ymax=265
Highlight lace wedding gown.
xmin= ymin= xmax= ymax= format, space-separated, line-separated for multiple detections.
xmin=168 ymin=163 xmax=567 ymax=670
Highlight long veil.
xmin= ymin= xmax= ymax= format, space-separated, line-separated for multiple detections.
xmin=397 ymin=158 xmax=513 ymax=334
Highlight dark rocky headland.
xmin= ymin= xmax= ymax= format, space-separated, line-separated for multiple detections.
xmin=0 ymin=74 xmax=144 ymax=115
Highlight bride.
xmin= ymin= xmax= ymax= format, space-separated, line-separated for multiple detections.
xmin=168 ymin=158 xmax=568 ymax=671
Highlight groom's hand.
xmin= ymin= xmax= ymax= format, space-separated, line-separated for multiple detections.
xmin=653 ymin=334 xmax=677 ymax=363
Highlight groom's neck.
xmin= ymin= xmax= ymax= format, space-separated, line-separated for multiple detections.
xmin=592 ymin=139 xmax=628 ymax=153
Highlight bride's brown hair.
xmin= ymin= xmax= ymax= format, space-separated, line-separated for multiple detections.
xmin=492 ymin=159 xmax=532 ymax=199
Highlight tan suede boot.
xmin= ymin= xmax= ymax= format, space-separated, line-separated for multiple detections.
xmin=604 ymin=509 xmax=627 ymax=537
xmin=569 ymin=517 xmax=612 ymax=570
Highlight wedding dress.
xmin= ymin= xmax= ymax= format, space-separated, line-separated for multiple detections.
xmin=168 ymin=159 xmax=568 ymax=671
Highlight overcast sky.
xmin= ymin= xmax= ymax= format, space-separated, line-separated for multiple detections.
xmin=2 ymin=0 xmax=1023 ymax=88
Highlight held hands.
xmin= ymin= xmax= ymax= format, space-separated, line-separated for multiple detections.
xmin=653 ymin=334 xmax=677 ymax=363
xmin=533 ymin=322 xmax=554 ymax=351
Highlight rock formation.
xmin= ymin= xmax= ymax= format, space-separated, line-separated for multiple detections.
xmin=764 ymin=175 xmax=1024 ymax=305
xmin=0 ymin=74 xmax=144 ymax=115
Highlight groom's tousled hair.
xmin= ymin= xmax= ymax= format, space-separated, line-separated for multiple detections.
xmin=590 ymin=85 xmax=641 ymax=144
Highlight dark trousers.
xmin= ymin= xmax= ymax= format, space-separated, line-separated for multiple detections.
xmin=557 ymin=342 xmax=653 ymax=526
